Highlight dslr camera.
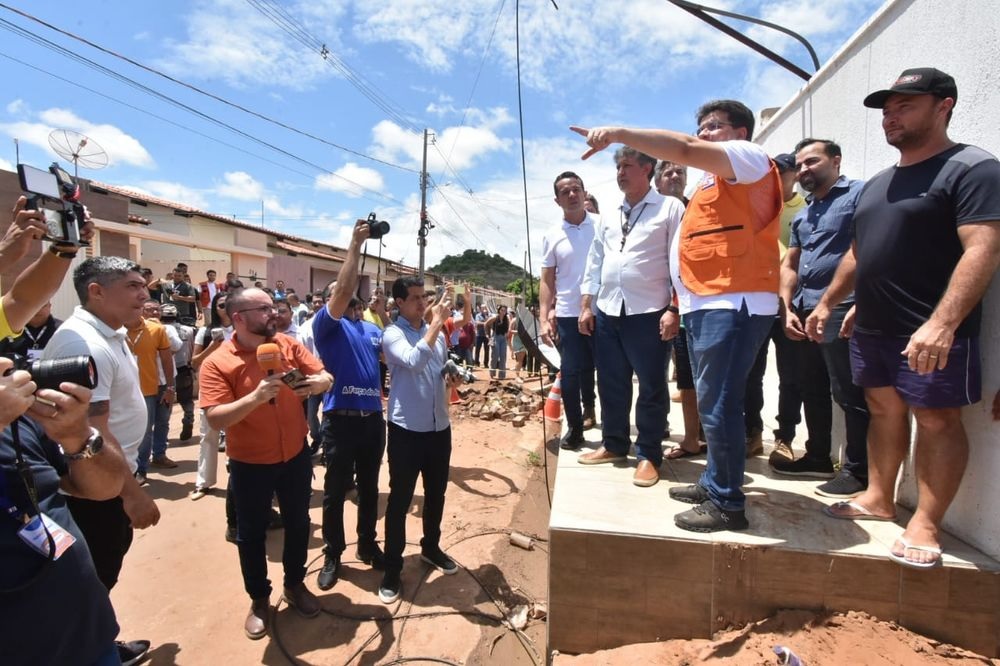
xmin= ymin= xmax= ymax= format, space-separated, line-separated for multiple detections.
xmin=441 ymin=354 xmax=475 ymax=384
xmin=17 ymin=162 xmax=89 ymax=247
xmin=366 ymin=212 xmax=390 ymax=239
xmin=3 ymin=354 xmax=98 ymax=391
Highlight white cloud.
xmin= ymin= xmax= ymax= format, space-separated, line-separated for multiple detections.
xmin=216 ymin=171 xmax=265 ymax=201
xmin=6 ymin=99 xmax=26 ymax=115
xmin=130 ymin=181 xmax=211 ymax=210
xmin=315 ymin=162 xmax=386 ymax=198
xmin=0 ymin=157 xmax=12 ymax=172
xmin=157 ymin=0 xmax=347 ymax=90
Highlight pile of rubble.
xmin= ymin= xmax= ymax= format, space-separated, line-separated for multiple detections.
xmin=453 ymin=378 xmax=548 ymax=428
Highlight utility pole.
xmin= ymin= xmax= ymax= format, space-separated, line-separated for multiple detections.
xmin=418 ymin=128 xmax=431 ymax=279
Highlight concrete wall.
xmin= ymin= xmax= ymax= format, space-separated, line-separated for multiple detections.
xmin=755 ymin=0 xmax=1000 ymax=559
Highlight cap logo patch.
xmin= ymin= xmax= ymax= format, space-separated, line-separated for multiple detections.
xmin=896 ymin=74 xmax=922 ymax=85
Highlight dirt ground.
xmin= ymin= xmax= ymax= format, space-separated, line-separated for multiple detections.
xmin=111 ymin=371 xmax=997 ymax=665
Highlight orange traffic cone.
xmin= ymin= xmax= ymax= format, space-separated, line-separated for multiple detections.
xmin=543 ymin=373 xmax=563 ymax=424
xmin=450 ymin=386 xmax=462 ymax=405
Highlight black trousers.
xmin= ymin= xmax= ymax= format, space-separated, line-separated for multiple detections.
xmin=66 ymin=496 xmax=134 ymax=591
xmin=745 ymin=316 xmax=802 ymax=441
xmin=384 ymin=423 xmax=451 ymax=573
xmin=321 ymin=411 xmax=386 ymax=557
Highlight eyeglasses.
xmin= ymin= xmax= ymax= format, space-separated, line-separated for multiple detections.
xmin=235 ymin=305 xmax=277 ymax=316
xmin=696 ymin=121 xmax=733 ymax=134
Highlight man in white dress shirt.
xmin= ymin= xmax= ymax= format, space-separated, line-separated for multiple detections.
xmin=576 ymin=147 xmax=684 ymax=487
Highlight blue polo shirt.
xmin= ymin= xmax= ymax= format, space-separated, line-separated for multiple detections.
xmin=789 ymin=176 xmax=865 ymax=310
xmin=312 ymin=306 xmax=383 ymax=412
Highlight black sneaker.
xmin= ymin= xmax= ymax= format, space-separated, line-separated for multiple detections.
xmin=770 ymin=455 xmax=835 ymax=479
xmin=179 ymin=426 xmax=193 ymax=441
xmin=675 ymin=500 xmax=749 ymax=533
xmin=379 ymin=570 xmax=401 ymax=604
xmin=815 ymin=470 xmax=867 ymax=499
xmin=668 ymin=484 xmax=709 ymax=505
xmin=225 ymin=526 xmax=237 ymax=544
xmin=317 ymin=553 xmax=340 ymax=590
xmin=117 ymin=639 xmax=151 ymax=666
xmin=421 ymin=547 xmax=459 ymax=575
xmin=559 ymin=428 xmax=584 ymax=451
xmin=356 ymin=545 xmax=386 ymax=570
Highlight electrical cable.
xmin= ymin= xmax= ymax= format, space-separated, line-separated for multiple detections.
xmin=0 ymin=2 xmax=419 ymax=173
xmin=0 ymin=18 xmax=404 ymax=206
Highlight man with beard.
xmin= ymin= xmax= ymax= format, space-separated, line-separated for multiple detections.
xmin=808 ymin=68 xmax=1000 ymax=568
xmin=199 ymin=287 xmax=332 ymax=638
xmin=776 ymin=139 xmax=870 ymax=498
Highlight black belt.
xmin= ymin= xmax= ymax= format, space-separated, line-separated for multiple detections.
xmin=330 ymin=409 xmax=380 ymax=417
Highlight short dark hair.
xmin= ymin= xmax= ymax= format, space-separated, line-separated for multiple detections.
xmin=553 ymin=171 xmax=585 ymax=196
xmin=207 ymin=269 xmax=217 ymax=276
xmin=794 ymin=137 xmax=842 ymax=159
xmin=347 ymin=297 xmax=362 ymax=309
xmin=392 ymin=276 xmax=424 ymax=301
xmin=613 ymin=147 xmax=656 ymax=182
xmin=73 ymin=256 xmax=142 ymax=305
xmin=696 ymin=99 xmax=755 ymax=140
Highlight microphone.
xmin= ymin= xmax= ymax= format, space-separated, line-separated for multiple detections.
xmin=256 ymin=342 xmax=283 ymax=404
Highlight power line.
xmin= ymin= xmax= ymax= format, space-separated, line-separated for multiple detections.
xmin=245 ymin=0 xmax=423 ymax=134
xmin=0 ymin=2 xmax=419 ymax=174
xmin=0 ymin=18 xmax=405 ymax=206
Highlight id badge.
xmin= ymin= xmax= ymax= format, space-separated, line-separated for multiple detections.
xmin=18 ymin=513 xmax=76 ymax=560
xmin=27 ymin=348 xmax=43 ymax=362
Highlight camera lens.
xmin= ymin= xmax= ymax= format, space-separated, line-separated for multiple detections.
xmin=28 ymin=355 xmax=98 ymax=391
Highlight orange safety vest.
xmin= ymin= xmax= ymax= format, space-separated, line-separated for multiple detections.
xmin=679 ymin=165 xmax=783 ymax=296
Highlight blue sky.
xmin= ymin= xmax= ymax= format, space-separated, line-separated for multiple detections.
xmin=0 ymin=0 xmax=883 ymax=270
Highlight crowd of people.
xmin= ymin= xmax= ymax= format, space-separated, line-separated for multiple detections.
xmin=1 ymin=65 xmax=998 ymax=664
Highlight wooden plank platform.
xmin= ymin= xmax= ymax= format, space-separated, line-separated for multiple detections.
xmin=548 ymin=431 xmax=1000 ymax=657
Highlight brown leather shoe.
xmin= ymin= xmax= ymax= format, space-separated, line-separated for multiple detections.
xmin=150 ymin=455 xmax=178 ymax=469
xmin=578 ymin=446 xmax=626 ymax=465
xmin=244 ymin=597 xmax=269 ymax=640
xmin=768 ymin=438 xmax=794 ymax=465
xmin=633 ymin=460 xmax=660 ymax=487
xmin=745 ymin=431 xmax=764 ymax=458
xmin=282 ymin=582 xmax=321 ymax=618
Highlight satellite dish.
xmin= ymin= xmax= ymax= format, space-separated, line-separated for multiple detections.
xmin=48 ymin=129 xmax=109 ymax=178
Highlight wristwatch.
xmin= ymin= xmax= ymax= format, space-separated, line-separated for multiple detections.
xmin=63 ymin=427 xmax=104 ymax=462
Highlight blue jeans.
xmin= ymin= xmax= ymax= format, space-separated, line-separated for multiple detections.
xmin=594 ymin=307 xmax=669 ymax=466
xmin=137 ymin=386 xmax=172 ymax=473
xmin=306 ymin=393 xmax=323 ymax=446
xmin=490 ymin=334 xmax=507 ymax=379
xmin=229 ymin=446 xmax=313 ymax=600
xmin=686 ymin=305 xmax=772 ymax=511
xmin=556 ymin=316 xmax=596 ymax=429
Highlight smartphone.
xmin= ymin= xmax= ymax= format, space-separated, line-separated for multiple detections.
xmin=210 ymin=328 xmax=225 ymax=342
xmin=454 ymin=285 xmax=465 ymax=295
xmin=435 ymin=285 xmax=445 ymax=300
xmin=280 ymin=368 xmax=307 ymax=388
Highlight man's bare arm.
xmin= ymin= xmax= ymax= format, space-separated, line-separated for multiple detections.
xmin=88 ymin=401 xmax=160 ymax=528
xmin=570 ymin=127 xmax=737 ymax=181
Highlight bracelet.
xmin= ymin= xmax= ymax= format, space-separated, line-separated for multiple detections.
xmin=666 ymin=305 xmax=679 ymax=314
xmin=48 ymin=245 xmax=79 ymax=259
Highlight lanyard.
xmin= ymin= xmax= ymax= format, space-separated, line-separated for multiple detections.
xmin=619 ymin=202 xmax=650 ymax=251
xmin=21 ymin=324 xmax=50 ymax=349
xmin=126 ymin=327 xmax=145 ymax=351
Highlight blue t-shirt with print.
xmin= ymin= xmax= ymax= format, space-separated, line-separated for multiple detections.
xmin=312 ymin=306 xmax=383 ymax=411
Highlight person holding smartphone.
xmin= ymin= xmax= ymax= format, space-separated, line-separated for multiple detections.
xmin=189 ymin=292 xmax=233 ymax=500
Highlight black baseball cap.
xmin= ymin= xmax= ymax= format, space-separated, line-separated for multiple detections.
xmin=863 ymin=67 xmax=958 ymax=109
xmin=773 ymin=153 xmax=796 ymax=173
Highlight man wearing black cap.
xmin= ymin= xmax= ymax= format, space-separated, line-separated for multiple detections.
xmin=808 ymin=68 xmax=1000 ymax=569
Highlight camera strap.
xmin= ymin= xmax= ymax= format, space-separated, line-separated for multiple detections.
xmin=0 ymin=419 xmax=57 ymax=595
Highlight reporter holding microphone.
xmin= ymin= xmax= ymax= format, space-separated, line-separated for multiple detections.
xmin=198 ymin=287 xmax=331 ymax=640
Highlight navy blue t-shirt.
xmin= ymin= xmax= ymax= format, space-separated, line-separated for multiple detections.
xmin=853 ymin=144 xmax=1000 ymax=337
xmin=312 ymin=306 xmax=383 ymax=412
xmin=0 ymin=418 xmax=119 ymax=665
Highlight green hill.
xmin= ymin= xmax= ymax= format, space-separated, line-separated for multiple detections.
xmin=429 ymin=250 xmax=534 ymax=292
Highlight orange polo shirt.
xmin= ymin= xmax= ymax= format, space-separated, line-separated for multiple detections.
xmin=198 ymin=332 xmax=324 ymax=464
xmin=126 ymin=319 xmax=171 ymax=397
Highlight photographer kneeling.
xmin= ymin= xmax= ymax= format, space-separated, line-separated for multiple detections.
xmin=0 ymin=356 xmax=128 ymax=665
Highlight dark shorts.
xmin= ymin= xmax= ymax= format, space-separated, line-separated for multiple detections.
xmin=850 ymin=332 xmax=981 ymax=408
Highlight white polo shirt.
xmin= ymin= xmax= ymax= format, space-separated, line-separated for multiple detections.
xmin=581 ymin=187 xmax=684 ymax=316
xmin=44 ymin=306 xmax=148 ymax=474
xmin=540 ymin=213 xmax=597 ymax=318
